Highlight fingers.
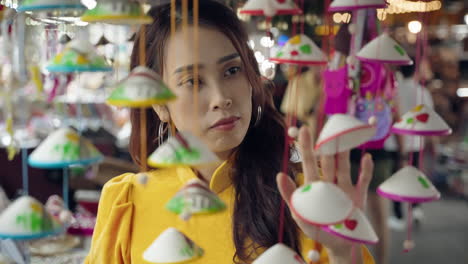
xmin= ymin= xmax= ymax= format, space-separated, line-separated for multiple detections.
xmin=298 ymin=126 xmax=319 ymax=182
xmin=358 ymin=153 xmax=374 ymax=192
xmin=320 ymin=155 xmax=335 ymax=182
xmin=336 ymin=151 xmax=353 ymax=189
xmin=276 ymin=173 xmax=297 ymax=207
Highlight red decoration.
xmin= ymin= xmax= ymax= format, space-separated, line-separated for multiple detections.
xmin=277 ymin=0 xmax=286 ymax=3
xmin=290 ymin=50 xmax=299 ymax=56
xmin=416 ymin=113 xmax=429 ymax=123
xmin=344 ymin=219 xmax=357 ymax=230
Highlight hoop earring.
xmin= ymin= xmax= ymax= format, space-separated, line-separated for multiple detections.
xmin=254 ymin=106 xmax=262 ymax=127
xmin=158 ymin=122 xmax=166 ymax=146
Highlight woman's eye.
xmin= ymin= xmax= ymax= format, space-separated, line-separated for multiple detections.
xmin=179 ymin=77 xmax=200 ymax=88
xmin=224 ymin=66 xmax=241 ymax=77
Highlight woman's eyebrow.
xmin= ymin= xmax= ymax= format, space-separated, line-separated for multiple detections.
xmin=173 ymin=53 xmax=240 ymax=74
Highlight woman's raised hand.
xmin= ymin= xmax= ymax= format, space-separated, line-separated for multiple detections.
xmin=276 ymin=126 xmax=374 ymax=261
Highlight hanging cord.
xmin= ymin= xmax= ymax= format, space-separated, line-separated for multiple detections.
xmin=138 ymin=18 xmax=148 ymax=172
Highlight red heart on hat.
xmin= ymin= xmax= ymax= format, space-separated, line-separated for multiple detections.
xmin=344 ymin=219 xmax=358 ymax=230
xmin=416 ymin=113 xmax=429 ymax=123
xmin=290 ymin=50 xmax=299 ymax=56
xmin=277 ymin=0 xmax=286 ymax=3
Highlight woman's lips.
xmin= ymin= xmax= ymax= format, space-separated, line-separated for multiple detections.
xmin=210 ymin=117 xmax=240 ymax=131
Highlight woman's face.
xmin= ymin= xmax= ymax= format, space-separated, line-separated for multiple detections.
xmin=160 ymin=25 xmax=252 ymax=159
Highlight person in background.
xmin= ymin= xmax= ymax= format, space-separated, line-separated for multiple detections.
xmin=385 ymin=61 xmax=435 ymax=230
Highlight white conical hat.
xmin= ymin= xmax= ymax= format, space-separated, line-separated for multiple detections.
xmin=240 ymin=0 xmax=302 ymax=16
xmin=166 ymin=179 xmax=226 ymax=216
xmin=357 ymin=33 xmax=413 ymax=65
xmin=143 ymin=227 xmax=203 ymax=263
xmin=290 ymin=181 xmax=353 ymax=225
xmin=81 ymin=1 xmax=153 ymax=25
xmin=28 ymin=127 xmax=103 ymax=169
xmin=148 ymin=131 xmax=220 ymax=168
xmin=392 ymin=104 xmax=452 ymax=136
xmin=271 ymin=34 xmax=327 ymax=65
xmin=322 ymin=208 xmax=378 ymax=245
xmin=47 ymin=38 xmax=112 ymax=73
xmin=328 ymin=0 xmax=386 ymax=11
xmin=107 ymin=66 xmax=176 ymax=107
xmin=0 ymin=196 xmax=62 ymax=240
xmin=253 ymin=243 xmax=306 ymax=264
xmin=315 ymin=114 xmax=376 ymax=156
xmin=377 ymin=166 xmax=440 ymax=203
xmin=17 ymin=0 xmax=86 ymax=12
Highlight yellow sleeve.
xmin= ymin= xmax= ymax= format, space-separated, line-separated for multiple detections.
xmin=84 ymin=173 xmax=135 ymax=264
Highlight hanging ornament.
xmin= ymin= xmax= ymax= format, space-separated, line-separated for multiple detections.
xmin=143 ymin=227 xmax=204 ymax=264
xmin=356 ymin=33 xmax=413 ymax=65
xmin=271 ymin=34 xmax=327 ymax=65
xmin=355 ymin=96 xmax=392 ymax=142
xmin=0 ymin=196 xmax=62 ymax=240
xmin=392 ymin=104 xmax=452 ymax=136
xmin=147 ymin=131 xmax=220 ymax=168
xmin=377 ymin=166 xmax=440 ymax=203
xmin=166 ymin=179 xmax=226 ymax=220
xmin=314 ymin=114 xmax=376 ymax=156
xmin=239 ymin=0 xmax=302 ymax=16
xmin=322 ymin=66 xmax=352 ymax=115
xmin=46 ymin=38 xmax=112 ymax=73
xmin=322 ymin=208 xmax=379 ymax=244
xmin=106 ymin=66 xmax=176 ymax=107
xmin=17 ymin=0 xmax=86 ymax=12
xmin=81 ymin=1 xmax=153 ymax=25
xmin=328 ymin=0 xmax=386 ymax=12
xmin=253 ymin=243 xmax=306 ymax=264
xmin=28 ymin=127 xmax=103 ymax=169
xmin=290 ymin=181 xmax=354 ymax=225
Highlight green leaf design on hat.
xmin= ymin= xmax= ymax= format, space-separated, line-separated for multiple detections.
xmin=334 ymin=223 xmax=343 ymax=229
xmin=276 ymin=51 xmax=284 ymax=58
xmin=301 ymin=184 xmax=312 ymax=192
xmin=417 ymin=176 xmax=430 ymax=189
xmin=299 ymin=44 xmax=312 ymax=54
xmin=394 ymin=44 xmax=405 ymax=56
xmin=406 ymin=118 xmax=414 ymax=124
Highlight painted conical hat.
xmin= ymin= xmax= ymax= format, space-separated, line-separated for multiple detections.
xmin=271 ymin=34 xmax=327 ymax=65
xmin=46 ymin=38 xmax=112 ymax=73
xmin=0 ymin=196 xmax=62 ymax=240
xmin=240 ymin=0 xmax=302 ymax=16
xmin=166 ymin=179 xmax=226 ymax=216
xmin=315 ymin=114 xmax=376 ymax=156
xmin=81 ymin=1 xmax=153 ymax=25
xmin=106 ymin=66 xmax=176 ymax=107
xmin=143 ymin=227 xmax=203 ymax=263
xmin=148 ymin=131 xmax=220 ymax=168
xmin=17 ymin=0 xmax=86 ymax=12
xmin=322 ymin=208 xmax=378 ymax=245
xmin=290 ymin=181 xmax=353 ymax=225
xmin=328 ymin=0 xmax=386 ymax=11
xmin=357 ymin=33 xmax=413 ymax=65
xmin=28 ymin=127 xmax=103 ymax=169
xmin=253 ymin=243 xmax=306 ymax=264
xmin=377 ymin=166 xmax=440 ymax=203
xmin=392 ymin=104 xmax=452 ymax=136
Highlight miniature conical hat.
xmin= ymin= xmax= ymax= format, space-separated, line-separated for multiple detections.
xmin=290 ymin=181 xmax=353 ymax=225
xmin=328 ymin=0 xmax=386 ymax=11
xmin=357 ymin=33 xmax=413 ymax=65
xmin=0 ymin=196 xmax=62 ymax=240
xmin=148 ymin=131 xmax=220 ymax=168
xmin=17 ymin=0 xmax=85 ymax=12
xmin=271 ymin=34 xmax=327 ymax=65
xmin=166 ymin=179 xmax=226 ymax=216
xmin=240 ymin=0 xmax=302 ymax=16
xmin=392 ymin=104 xmax=452 ymax=136
xmin=253 ymin=243 xmax=306 ymax=264
xmin=143 ymin=227 xmax=203 ymax=263
xmin=377 ymin=166 xmax=440 ymax=203
xmin=28 ymin=127 xmax=103 ymax=169
xmin=107 ymin=66 xmax=176 ymax=107
xmin=81 ymin=1 xmax=153 ymax=25
xmin=315 ymin=114 xmax=376 ymax=156
xmin=46 ymin=39 xmax=112 ymax=73
xmin=322 ymin=208 xmax=378 ymax=245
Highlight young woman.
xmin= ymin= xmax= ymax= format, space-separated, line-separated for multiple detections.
xmin=85 ymin=1 xmax=375 ymax=263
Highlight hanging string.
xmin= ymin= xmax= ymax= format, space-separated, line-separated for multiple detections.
xmin=193 ymin=0 xmax=199 ymax=128
xmin=300 ymin=0 xmax=305 ymax=34
xmin=63 ymin=168 xmax=69 ymax=209
xmin=21 ymin=148 xmax=28 ymax=196
xmin=170 ymin=0 xmax=177 ymax=137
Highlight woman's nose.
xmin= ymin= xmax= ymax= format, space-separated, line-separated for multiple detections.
xmin=211 ymin=84 xmax=232 ymax=110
